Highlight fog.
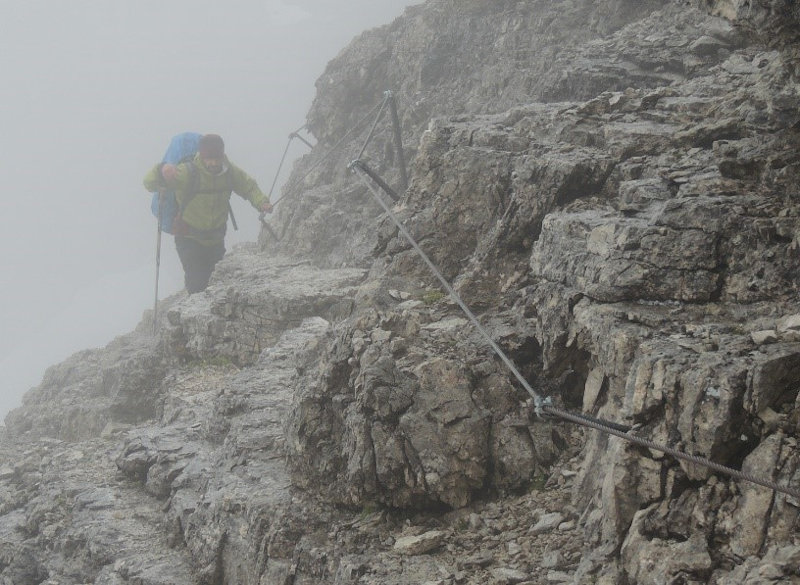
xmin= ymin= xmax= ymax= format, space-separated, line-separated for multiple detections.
xmin=0 ymin=0 xmax=420 ymax=420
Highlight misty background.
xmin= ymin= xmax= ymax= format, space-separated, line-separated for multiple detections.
xmin=0 ymin=0 xmax=420 ymax=420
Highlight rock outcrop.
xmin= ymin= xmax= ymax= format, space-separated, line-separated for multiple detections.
xmin=2 ymin=1 xmax=800 ymax=584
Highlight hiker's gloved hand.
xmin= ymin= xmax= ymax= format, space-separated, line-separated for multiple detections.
xmin=260 ymin=201 xmax=273 ymax=214
xmin=161 ymin=164 xmax=178 ymax=183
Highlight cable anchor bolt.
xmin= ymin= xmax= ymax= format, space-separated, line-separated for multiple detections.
xmin=534 ymin=396 xmax=555 ymax=420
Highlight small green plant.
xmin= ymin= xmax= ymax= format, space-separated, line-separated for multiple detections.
xmin=421 ymin=290 xmax=446 ymax=305
xmin=455 ymin=517 xmax=470 ymax=531
xmin=360 ymin=502 xmax=379 ymax=519
xmin=190 ymin=355 xmax=236 ymax=369
xmin=528 ymin=473 xmax=548 ymax=492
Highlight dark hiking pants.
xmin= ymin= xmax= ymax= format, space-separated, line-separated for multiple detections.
xmin=174 ymin=236 xmax=225 ymax=294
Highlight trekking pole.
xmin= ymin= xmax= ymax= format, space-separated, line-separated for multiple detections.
xmin=153 ymin=192 xmax=164 ymax=335
xmin=228 ymin=203 xmax=239 ymax=231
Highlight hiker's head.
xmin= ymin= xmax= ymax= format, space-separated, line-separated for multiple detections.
xmin=199 ymin=134 xmax=225 ymax=173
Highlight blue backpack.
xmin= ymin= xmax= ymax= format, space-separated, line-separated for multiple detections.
xmin=150 ymin=132 xmax=202 ymax=234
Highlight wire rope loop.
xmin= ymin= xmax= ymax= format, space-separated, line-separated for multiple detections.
xmin=271 ymin=99 xmax=387 ymax=209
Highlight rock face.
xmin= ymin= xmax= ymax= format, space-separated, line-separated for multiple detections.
xmin=3 ymin=1 xmax=800 ymax=584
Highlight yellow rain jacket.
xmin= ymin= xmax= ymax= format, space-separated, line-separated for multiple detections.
xmin=144 ymin=154 xmax=267 ymax=244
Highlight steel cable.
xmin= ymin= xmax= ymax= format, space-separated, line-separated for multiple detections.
xmin=270 ymin=97 xmax=388 ymax=209
xmin=545 ymin=405 xmax=800 ymax=500
xmin=351 ymin=163 xmax=548 ymax=406
xmin=351 ymin=162 xmax=800 ymax=501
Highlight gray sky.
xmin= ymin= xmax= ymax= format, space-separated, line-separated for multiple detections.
xmin=0 ymin=0 xmax=420 ymax=419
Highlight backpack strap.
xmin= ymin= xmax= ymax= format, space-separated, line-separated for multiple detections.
xmin=183 ymin=160 xmax=200 ymax=209
xmin=178 ymin=161 xmax=238 ymax=231
xmin=225 ymin=170 xmax=238 ymax=230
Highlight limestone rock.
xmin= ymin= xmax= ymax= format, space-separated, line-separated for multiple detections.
xmin=530 ymin=513 xmax=565 ymax=535
xmin=393 ymin=530 xmax=446 ymax=555
xmin=4 ymin=2 xmax=800 ymax=584
xmin=751 ymin=329 xmax=778 ymax=345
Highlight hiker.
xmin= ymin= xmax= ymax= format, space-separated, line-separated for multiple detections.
xmin=143 ymin=133 xmax=273 ymax=294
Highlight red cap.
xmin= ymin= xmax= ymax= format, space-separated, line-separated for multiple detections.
xmin=198 ymin=134 xmax=225 ymax=158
